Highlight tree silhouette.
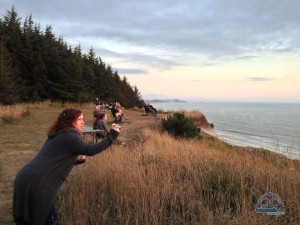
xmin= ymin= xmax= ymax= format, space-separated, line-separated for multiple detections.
xmin=0 ymin=7 xmax=144 ymax=107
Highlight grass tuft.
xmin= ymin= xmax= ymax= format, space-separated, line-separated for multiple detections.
xmin=0 ymin=104 xmax=30 ymax=124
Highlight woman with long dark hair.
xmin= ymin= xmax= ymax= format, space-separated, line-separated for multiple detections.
xmin=13 ymin=108 xmax=120 ymax=225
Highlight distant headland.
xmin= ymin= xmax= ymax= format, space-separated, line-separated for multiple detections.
xmin=145 ymin=99 xmax=187 ymax=103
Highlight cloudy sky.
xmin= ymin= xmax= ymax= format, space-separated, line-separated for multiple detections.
xmin=1 ymin=0 xmax=300 ymax=102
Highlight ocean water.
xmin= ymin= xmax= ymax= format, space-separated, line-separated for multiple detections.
xmin=153 ymin=102 xmax=300 ymax=159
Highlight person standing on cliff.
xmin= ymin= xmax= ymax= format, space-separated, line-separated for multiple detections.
xmin=95 ymin=97 xmax=100 ymax=110
xmin=13 ymin=108 xmax=120 ymax=225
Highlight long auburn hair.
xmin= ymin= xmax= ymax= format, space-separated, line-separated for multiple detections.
xmin=48 ymin=108 xmax=82 ymax=136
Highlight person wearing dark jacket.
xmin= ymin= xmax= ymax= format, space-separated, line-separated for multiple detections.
xmin=93 ymin=107 xmax=101 ymax=130
xmin=13 ymin=108 xmax=120 ymax=225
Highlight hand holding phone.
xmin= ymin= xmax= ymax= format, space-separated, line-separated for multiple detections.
xmin=74 ymin=155 xmax=86 ymax=165
xmin=112 ymin=123 xmax=121 ymax=132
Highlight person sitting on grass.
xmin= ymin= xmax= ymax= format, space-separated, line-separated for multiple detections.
xmin=144 ymin=103 xmax=157 ymax=116
xmin=148 ymin=103 xmax=157 ymax=114
xmin=116 ymin=108 xmax=128 ymax=120
xmin=111 ymin=103 xmax=127 ymax=123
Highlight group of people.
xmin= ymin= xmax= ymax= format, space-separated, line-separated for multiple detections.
xmin=92 ymin=101 xmax=127 ymax=138
xmin=93 ymin=98 xmax=128 ymax=125
xmin=13 ymin=98 xmax=157 ymax=225
xmin=94 ymin=97 xmax=105 ymax=111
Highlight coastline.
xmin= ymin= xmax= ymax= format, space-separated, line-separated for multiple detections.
xmin=201 ymin=127 xmax=218 ymax=137
xmin=154 ymin=102 xmax=300 ymax=159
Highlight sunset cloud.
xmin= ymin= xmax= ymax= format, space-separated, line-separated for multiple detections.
xmin=1 ymin=0 xmax=299 ymax=101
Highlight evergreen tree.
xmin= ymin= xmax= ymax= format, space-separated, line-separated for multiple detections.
xmin=0 ymin=38 xmax=20 ymax=104
xmin=0 ymin=7 xmax=145 ymax=107
xmin=133 ymin=85 xmax=144 ymax=107
xmin=1 ymin=7 xmax=26 ymax=102
xmin=2 ymin=7 xmax=22 ymax=55
xmin=30 ymin=52 xmax=49 ymax=101
xmin=42 ymin=25 xmax=61 ymax=100
xmin=68 ymin=46 xmax=89 ymax=102
xmin=21 ymin=18 xmax=49 ymax=101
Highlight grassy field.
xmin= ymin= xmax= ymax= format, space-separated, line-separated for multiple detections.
xmin=0 ymin=102 xmax=96 ymax=224
xmin=1 ymin=103 xmax=300 ymax=225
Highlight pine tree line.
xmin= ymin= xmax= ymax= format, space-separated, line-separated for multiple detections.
xmin=0 ymin=7 xmax=144 ymax=107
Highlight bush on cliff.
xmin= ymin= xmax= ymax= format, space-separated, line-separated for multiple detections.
xmin=161 ymin=112 xmax=200 ymax=138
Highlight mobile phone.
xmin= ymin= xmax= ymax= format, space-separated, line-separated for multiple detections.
xmin=74 ymin=159 xmax=85 ymax=165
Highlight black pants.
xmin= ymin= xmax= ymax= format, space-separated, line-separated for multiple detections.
xmin=16 ymin=205 xmax=58 ymax=225
xmin=45 ymin=205 xmax=59 ymax=225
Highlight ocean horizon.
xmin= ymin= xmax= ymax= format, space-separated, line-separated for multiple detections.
xmin=152 ymin=101 xmax=300 ymax=159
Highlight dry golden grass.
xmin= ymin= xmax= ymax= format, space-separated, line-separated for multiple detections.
xmin=59 ymin=129 xmax=300 ymax=225
xmin=0 ymin=104 xmax=29 ymax=123
xmin=0 ymin=101 xmax=60 ymax=123
xmin=0 ymin=101 xmax=98 ymax=224
xmin=0 ymin=100 xmax=96 ymax=123
xmin=1 ymin=103 xmax=299 ymax=225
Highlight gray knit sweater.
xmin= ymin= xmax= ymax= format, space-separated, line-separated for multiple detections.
xmin=13 ymin=128 xmax=118 ymax=225
xmin=97 ymin=119 xmax=110 ymax=133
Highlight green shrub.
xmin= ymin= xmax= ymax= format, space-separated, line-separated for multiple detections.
xmin=161 ymin=112 xmax=200 ymax=138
